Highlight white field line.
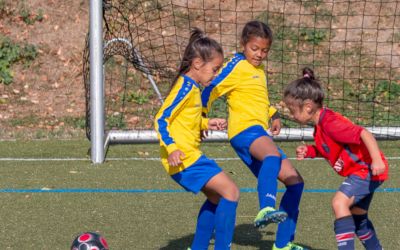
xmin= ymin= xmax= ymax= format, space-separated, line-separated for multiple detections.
xmin=0 ymin=156 xmax=399 ymax=161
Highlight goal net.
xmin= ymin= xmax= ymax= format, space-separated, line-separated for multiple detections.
xmin=83 ymin=0 xmax=400 ymax=145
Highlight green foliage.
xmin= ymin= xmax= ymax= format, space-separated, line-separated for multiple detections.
xmin=393 ymin=32 xmax=400 ymax=43
xmin=299 ymin=0 xmax=322 ymax=8
xmin=0 ymin=36 xmax=38 ymax=85
xmin=208 ymin=97 xmax=228 ymax=119
xmin=375 ymin=80 xmax=400 ymax=102
xmin=107 ymin=114 xmax=127 ymax=130
xmin=19 ymin=3 xmax=43 ymax=25
xmin=299 ymin=28 xmax=327 ymax=45
xmin=127 ymin=91 xmax=152 ymax=104
xmin=347 ymin=80 xmax=400 ymax=103
xmin=0 ymin=0 xmax=6 ymax=14
xmin=63 ymin=117 xmax=86 ymax=129
xmin=9 ymin=114 xmax=40 ymax=127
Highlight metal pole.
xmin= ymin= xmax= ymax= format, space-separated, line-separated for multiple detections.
xmin=90 ymin=0 xmax=104 ymax=163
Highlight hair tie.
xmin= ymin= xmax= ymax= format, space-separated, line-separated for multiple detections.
xmin=303 ymin=73 xmax=310 ymax=78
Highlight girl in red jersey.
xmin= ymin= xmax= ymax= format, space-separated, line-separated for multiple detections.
xmin=283 ymin=67 xmax=388 ymax=250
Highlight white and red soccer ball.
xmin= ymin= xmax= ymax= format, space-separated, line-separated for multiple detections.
xmin=71 ymin=232 xmax=109 ymax=250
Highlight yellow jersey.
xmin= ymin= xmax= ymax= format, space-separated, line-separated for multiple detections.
xmin=155 ymin=75 xmax=209 ymax=175
xmin=202 ymin=53 xmax=277 ymax=139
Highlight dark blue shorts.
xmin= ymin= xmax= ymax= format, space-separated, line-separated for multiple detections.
xmin=230 ymin=125 xmax=287 ymax=177
xmin=171 ymin=155 xmax=222 ymax=194
xmin=338 ymin=174 xmax=383 ymax=210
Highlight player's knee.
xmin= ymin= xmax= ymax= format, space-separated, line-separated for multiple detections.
xmin=331 ymin=197 xmax=350 ymax=216
xmin=332 ymin=196 xmax=341 ymax=209
xmin=225 ymin=184 xmax=240 ymax=202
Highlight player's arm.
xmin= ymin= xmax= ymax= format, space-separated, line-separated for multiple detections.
xmin=296 ymin=144 xmax=320 ymax=160
xmin=154 ymin=85 xmax=189 ymax=165
xmin=269 ymin=107 xmax=281 ymax=135
xmin=360 ymin=129 xmax=385 ymax=175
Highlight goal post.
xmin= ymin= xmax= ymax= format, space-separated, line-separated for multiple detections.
xmin=89 ymin=0 xmax=104 ymax=164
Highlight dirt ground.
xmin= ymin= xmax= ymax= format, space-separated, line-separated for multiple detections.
xmin=0 ymin=0 xmax=88 ymax=139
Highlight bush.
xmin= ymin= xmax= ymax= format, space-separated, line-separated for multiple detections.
xmin=0 ymin=36 xmax=37 ymax=85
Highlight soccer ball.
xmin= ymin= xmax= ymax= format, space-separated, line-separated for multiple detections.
xmin=71 ymin=232 xmax=109 ymax=250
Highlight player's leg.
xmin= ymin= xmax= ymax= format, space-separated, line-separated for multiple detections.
xmin=352 ymin=206 xmax=382 ymax=250
xmin=274 ymin=158 xmax=306 ymax=250
xmin=203 ymin=171 xmax=239 ymax=250
xmin=351 ymin=178 xmax=383 ymax=250
xmin=171 ymin=156 xmax=236 ymax=250
xmin=191 ymin=189 xmax=219 ymax=250
xmin=332 ymin=175 xmax=363 ymax=250
xmin=230 ymin=126 xmax=286 ymax=228
xmin=250 ymin=135 xmax=281 ymax=209
xmin=332 ymin=191 xmax=356 ymax=250
xmin=249 ymin=136 xmax=288 ymax=228
xmin=336 ymin=174 xmax=384 ymax=250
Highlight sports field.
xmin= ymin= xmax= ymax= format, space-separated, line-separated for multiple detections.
xmin=0 ymin=140 xmax=399 ymax=249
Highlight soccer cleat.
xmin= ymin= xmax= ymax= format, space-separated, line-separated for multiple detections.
xmin=272 ymin=242 xmax=309 ymax=250
xmin=254 ymin=206 xmax=287 ymax=228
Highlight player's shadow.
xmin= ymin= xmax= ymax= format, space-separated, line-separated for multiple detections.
xmin=234 ymin=224 xmax=327 ymax=250
xmin=233 ymin=223 xmax=275 ymax=249
xmin=160 ymin=223 xmax=323 ymax=250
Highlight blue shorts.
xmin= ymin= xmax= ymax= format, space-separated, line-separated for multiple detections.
xmin=171 ymin=155 xmax=222 ymax=194
xmin=338 ymin=174 xmax=383 ymax=210
xmin=230 ymin=125 xmax=287 ymax=177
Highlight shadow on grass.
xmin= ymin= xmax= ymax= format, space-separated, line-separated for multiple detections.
xmin=160 ymin=223 xmax=324 ymax=250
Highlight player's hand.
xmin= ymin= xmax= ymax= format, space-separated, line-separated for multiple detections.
xmin=270 ymin=118 xmax=281 ymax=135
xmin=371 ymin=158 xmax=385 ymax=176
xmin=296 ymin=145 xmax=308 ymax=160
xmin=168 ymin=150 xmax=185 ymax=167
xmin=208 ymin=118 xmax=227 ymax=131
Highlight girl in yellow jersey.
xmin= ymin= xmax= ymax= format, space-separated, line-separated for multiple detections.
xmin=155 ymin=28 xmax=239 ymax=250
xmin=202 ymin=21 xmax=307 ymax=250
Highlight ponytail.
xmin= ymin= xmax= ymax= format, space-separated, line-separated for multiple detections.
xmin=173 ymin=28 xmax=223 ymax=85
xmin=284 ymin=67 xmax=324 ymax=107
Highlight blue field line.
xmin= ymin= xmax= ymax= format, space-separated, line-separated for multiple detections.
xmin=0 ymin=188 xmax=399 ymax=193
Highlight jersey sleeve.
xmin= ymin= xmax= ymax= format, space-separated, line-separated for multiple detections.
xmin=305 ymin=145 xmax=321 ymax=158
xmin=154 ymin=84 xmax=190 ymax=154
xmin=322 ymin=112 xmax=363 ymax=145
xmin=268 ymin=106 xmax=278 ymax=119
xmin=201 ymin=62 xmax=240 ymax=114
xmin=200 ymin=117 xmax=209 ymax=130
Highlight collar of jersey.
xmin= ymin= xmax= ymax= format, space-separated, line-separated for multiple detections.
xmin=318 ymin=107 xmax=328 ymax=124
xmin=234 ymin=52 xmax=246 ymax=60
xmin=182 ymin=74 xmax=200 ymax=88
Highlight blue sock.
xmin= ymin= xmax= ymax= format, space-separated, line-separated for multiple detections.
xmin=257 ymin=156 xmax=281 ymax=209
xmin=334 ymin=216 xmax=356 ymax=250
xmin=214 ymin=198 xmax=238 ymax=250
xmin=275 ymin=182 xmax=304 ymax=248
xmin=353 ymin=214 xmax=382 ymax=250
xmin=191 ymin=200 xmax=217 ymax=250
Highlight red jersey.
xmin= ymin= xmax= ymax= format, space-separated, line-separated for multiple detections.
xmin=305 ymin=108 xmax=388 ymax=181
